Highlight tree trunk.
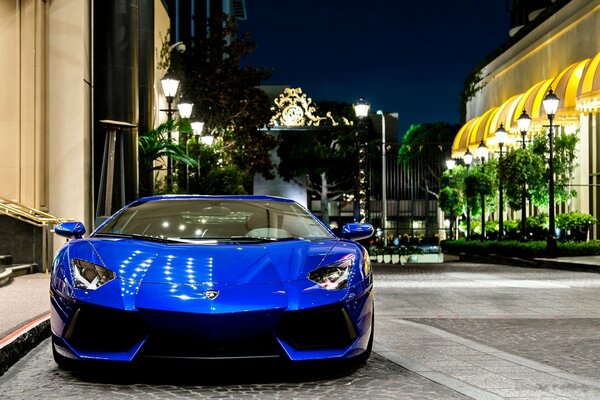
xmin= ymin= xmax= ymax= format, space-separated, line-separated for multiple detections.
xmin=320 ymin=172 xmax=330 ymax=225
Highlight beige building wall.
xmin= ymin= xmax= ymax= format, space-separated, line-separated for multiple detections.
xmin=0 ymin=0 xmax=47 ymax=209
xmin=47 ymin=0 xmax=92 ymax=251
xmin=155 ymin=1 xmax=170 ymax=127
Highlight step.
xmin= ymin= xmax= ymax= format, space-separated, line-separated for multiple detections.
xmin=0 ymin=266 xmax=10 ymax=287
xmin=0 ymin=255 xmax=13 ymax=266
xmin=8 ymin=264 xmax=38 ymax=277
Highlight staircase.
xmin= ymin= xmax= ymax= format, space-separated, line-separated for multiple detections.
xmin=0 ymin=197 xmax=73 ymax=279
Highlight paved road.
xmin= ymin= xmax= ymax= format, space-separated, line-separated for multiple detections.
xmin=2 ymin=262 xmax=600 ymax=399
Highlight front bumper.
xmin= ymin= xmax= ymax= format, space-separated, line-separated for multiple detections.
xmin=50 ymin=284 xmax=373 ymax=363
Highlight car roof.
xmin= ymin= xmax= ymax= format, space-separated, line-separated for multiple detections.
xmin=135 ymin=194 xmax=296 ymax=204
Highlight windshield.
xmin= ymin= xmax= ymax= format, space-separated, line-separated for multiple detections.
xmin=95 ymin=199 xmax=334 ymax=241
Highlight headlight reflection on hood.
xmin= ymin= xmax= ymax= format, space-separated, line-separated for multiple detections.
xmin=71 ymin=258 xmax=116 ymax=290
xmin=308 ymin=253 xmax=356 ymax=290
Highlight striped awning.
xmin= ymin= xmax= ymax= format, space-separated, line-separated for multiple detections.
xmin=453 ymin=53 xmax=597 ymax=156
xmin=577 ymin=52 xmax=600 ymax=112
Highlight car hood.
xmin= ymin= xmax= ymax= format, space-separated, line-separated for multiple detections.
xmin=69 ymin=238 xmax=352 ymax=286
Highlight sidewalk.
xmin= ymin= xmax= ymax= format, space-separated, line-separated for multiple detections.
xmin=1 ymin=255 xmax=599 ymax=377
xmin=0 ymin=273 xmax=50 ymax=376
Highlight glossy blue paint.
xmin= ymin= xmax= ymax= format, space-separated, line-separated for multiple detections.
xmin=50 ymin=196 xmax=373 ymax=365
xmin=54 ymin=221 xmax=86 ymax=239
xmin=341 ymin=222 xmax=374 ymax=241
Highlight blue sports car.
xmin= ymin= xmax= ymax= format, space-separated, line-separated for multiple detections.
xmin=50 ymin=195 xmax=374 ymax=368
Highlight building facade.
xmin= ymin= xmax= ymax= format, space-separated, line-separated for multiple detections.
xmin=0 ymin=1 xmax=218 ymax=258
xmin=453 ymin=0 xmax=600 ymax=239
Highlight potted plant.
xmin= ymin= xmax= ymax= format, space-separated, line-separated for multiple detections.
xmin=557 ymin=211 xmax=597 ymax=241
xmin=526 ymin=213 xmax=548 ymax=240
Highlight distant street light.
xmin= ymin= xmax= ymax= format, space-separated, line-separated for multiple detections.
xmin=542 ymin=89 xmax=560 ymax=257
xmin=476 ymin=140 xmax=489 ymax=240
xmin=177 ymin=95 xmax=194 ymax=191
xmin=463 ymin=148 xmax=473 ymax=239
xmin=517 ymin=109 xmax=531 ymax=240
xmin=353 ymin=98 xmax=370 ymax=223
xmin=495 ymin=124 xmax=508 ymax=239
xmin=177 ymin=96 xmax=194 ymax=119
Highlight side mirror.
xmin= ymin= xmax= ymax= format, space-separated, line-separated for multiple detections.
xmin=341 ymin=223 xmax=374 ymax=241
xmin=54 ymin=221 xmax=86 ymax=240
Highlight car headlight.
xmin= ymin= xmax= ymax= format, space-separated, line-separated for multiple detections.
xmin=71 ymin=258 xmax=115 ymax=290
xmin=308 ymin=254 xmax=355 ymax=290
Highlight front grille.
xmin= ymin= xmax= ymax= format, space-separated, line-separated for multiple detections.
xmin=277 ymin=306 xmax=357 ymax=350
xmin=64 ymin=304 xmax=146 ymax=352
xmin=140 ymin=334 xmax=281 ymax=359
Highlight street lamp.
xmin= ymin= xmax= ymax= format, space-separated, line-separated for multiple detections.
xmin=353 ymin=98 xmax=370 ymax=223
xmin=376 ymin=110 xmax=387 ymax=245
xmin=160 ymin=70 xmax=180 ymax=119
xmin=542 ymin=89 xmax=560 ymax=257
xmin=476 ymin=140 xmax=489 ymax=240
xmin=160 ymin=71 xmax=180 ymax=190
xmin=517 ymin=109 xmax=531 ymax=240
xmin=463 ymin=148 xmax=473 ymax=238
xmin=177 ymin=96 xmax=194 ymax=119
xmin=495 ymin=124 xmax=508 ymax=239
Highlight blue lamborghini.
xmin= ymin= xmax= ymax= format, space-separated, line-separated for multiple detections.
xmin=50 ymin=195 xmax=374 ymax=368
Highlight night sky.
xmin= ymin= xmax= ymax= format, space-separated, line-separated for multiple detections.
xmin=239 ymin=0 xmax=511 ymax=137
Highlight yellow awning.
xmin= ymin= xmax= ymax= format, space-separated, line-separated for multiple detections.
xmin=469 ymin=107 xmax=499 ymax=147
xmin=489 ymin=94 xmax=524 ymax=134
xmin=512 ymin=79 xmax=553 ymax=128
xmin=454 ymin=54 xmax=596 ymax=155
xmin=551 ymin=59 xmax=589 ymax=121
xmin=452 ymin=117 xmax=479 ymax=158
xmin=577 ymin=52 xmax=600 ymax=112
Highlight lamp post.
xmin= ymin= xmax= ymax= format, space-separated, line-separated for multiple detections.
xmin=463 ymin=148 xmax=473 ymax=239
xmin=445 ymin=158 xmax=456 ymax=239
xmin=160 ymin=70 xmax=180 ymax=190
xmin=476 ymin=140 xmax=489 ymax=240
xmin=542 ymin=89 xmax=560 ymax=257
xmin=495 ymin=124 xmax=508 ymax=239
xmin=517 ymin=109 xmax=531 ymax=240
xmin=191 ymin=121 xmax=205 ymax=192
xmin=177 ymin=96 xmax=194 ymax=192
xmin=353 ymin=98 xmax=370 ymax=223
xmin=376 ymin=110 xmax=387 ymax=245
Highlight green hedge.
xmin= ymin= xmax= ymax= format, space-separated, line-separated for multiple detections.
xmin=441 ymin=239 xmax=600 ymax=258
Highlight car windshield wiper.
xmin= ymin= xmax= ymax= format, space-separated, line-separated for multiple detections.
xmin=229 ymin=236 xmax=298 ymax=243
xmin=94 ymin=232 xmax=184 ymax=243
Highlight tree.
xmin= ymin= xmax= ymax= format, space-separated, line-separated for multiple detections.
xmin=277 ymin=102 xmax=362 ymax=225
xmin=138 ymin=119 xmax=197 ymax=195
xmin=498 ymin=148 xmax=544 ymax=210
xmin=398 ymin=122 xmax=460 ymax=199
xmin=524 ymin=130 xmax=579 ymax=208
xmin=162 ymin=16 xmax=278 ymax=193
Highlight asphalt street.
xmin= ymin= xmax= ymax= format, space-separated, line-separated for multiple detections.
xmin=2 ymin=262 xmax=600 ymax=399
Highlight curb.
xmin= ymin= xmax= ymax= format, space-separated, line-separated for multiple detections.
xmin=452 ymin=253 xmax=600 ymax=273
xmin=0 ymin=313 xmax=51 ymax=377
